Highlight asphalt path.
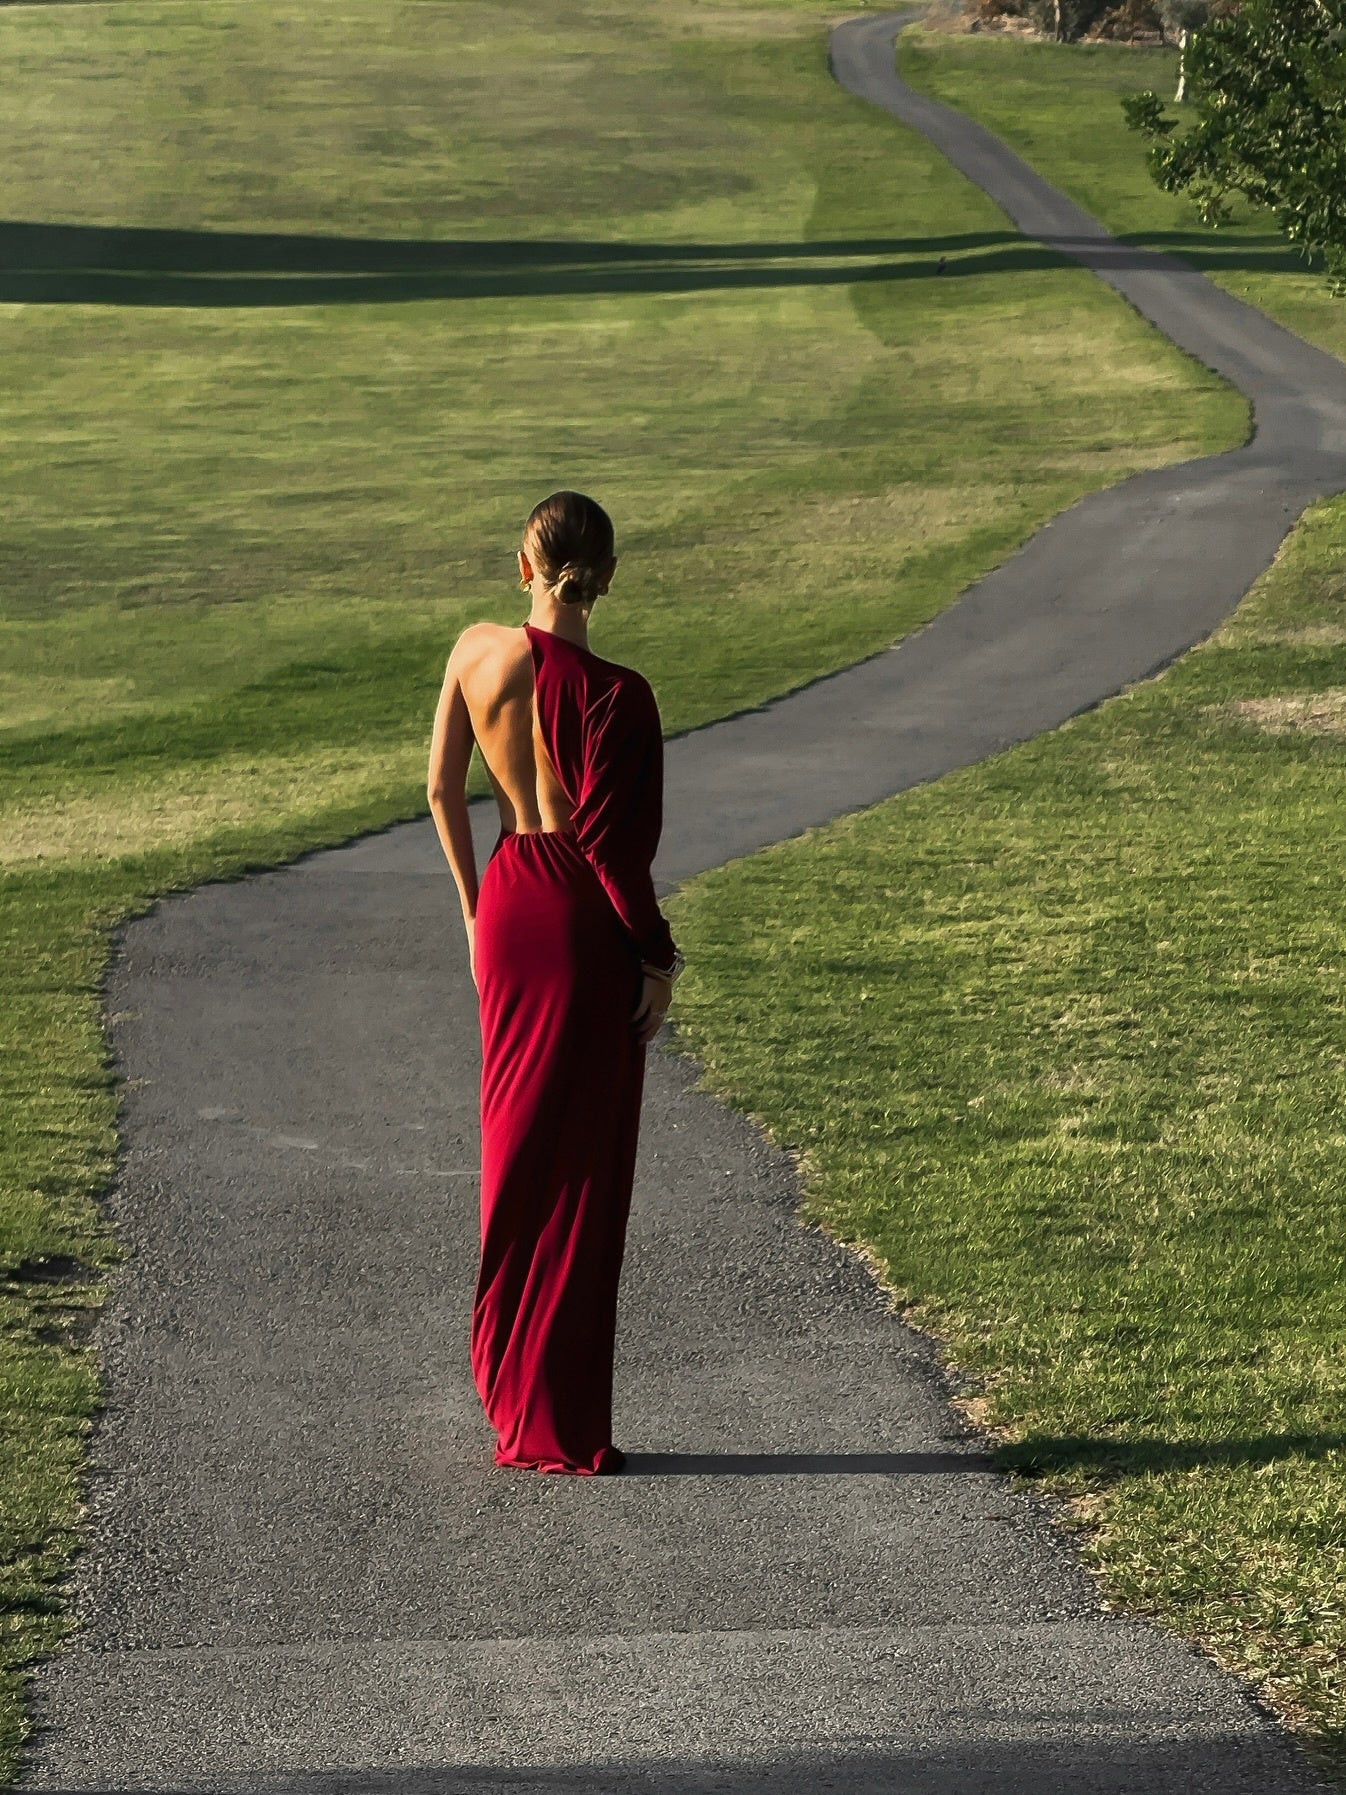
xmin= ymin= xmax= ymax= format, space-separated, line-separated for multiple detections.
xmin=24 ymin=11 xmax=1346 ymax=1792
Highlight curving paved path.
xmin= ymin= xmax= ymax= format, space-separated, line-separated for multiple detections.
xmin=24 ymin=12 xmax=1346 ymax=1792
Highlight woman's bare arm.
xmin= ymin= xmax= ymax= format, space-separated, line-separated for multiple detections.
xmin=427 ymin=643 xmax=480 ymax=977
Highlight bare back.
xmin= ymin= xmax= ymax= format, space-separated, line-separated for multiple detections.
xmin=455 ymin=623 xmax=575 ymax=835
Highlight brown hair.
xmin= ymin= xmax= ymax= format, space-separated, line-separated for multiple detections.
xmin=523 ymin=490 xmax=616 ymax=608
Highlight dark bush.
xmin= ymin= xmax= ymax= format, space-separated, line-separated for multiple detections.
xmin=968 ymin=0 xmax=1027 ymax=21
xmin=1023 ymin=0 xmax=1117 ymax=37
xmin=964 ymin=0 xmax=1165 ymax=39
xmin=1093 ymin=0 xmax=1166 ymax=38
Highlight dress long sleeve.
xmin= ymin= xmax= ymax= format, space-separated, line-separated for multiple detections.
xmin=572 ymin=674 xmax=677 ymax=969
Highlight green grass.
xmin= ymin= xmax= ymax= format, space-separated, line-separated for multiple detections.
xmin=658 ymin=28 xmax=1346 ymax=1777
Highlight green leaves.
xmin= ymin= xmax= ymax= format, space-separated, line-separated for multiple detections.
xmin=1121 ymin=90 xmax=1177 ymax=137
xmin=1122 ymin=0 xmax=1346 ymax=289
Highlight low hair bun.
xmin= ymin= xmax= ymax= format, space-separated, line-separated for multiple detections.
xmin=553 ymin=561 xmax=600 ymax=607
xmin=522 ymin=491 xmax=615 ymax=610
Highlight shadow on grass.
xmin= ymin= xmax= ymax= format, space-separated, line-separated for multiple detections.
xmin=1000 ymin=1429 xmax=1346 ymax=1480
xmin=0 ymin=219 xmax=1309 ymax=306
xmin=1063 ymin=228 xmax=1318 ymax=278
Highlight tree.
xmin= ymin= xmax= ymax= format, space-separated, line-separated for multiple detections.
xmin=1123 ymin=0 xmax=1346 ymax=288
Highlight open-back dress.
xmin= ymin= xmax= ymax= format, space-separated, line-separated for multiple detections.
xmin=471 ymin=622 xmax=678 ymax=1475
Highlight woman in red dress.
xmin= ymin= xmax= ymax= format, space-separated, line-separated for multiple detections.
xmin=427 ymin=491 xmax=684 ymax=1475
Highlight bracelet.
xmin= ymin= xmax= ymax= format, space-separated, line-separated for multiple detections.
xmin=641 ymin=946 xmax=686 ymax=985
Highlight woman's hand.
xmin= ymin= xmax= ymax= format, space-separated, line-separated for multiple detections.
xmin=466 ymin=916 xmax=477 ymax=990
xmin=631 ymin=969 xmax=672 ymax=1046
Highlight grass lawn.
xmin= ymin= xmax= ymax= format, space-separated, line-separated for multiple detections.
xmin=660 ymin=26 xmax=1346 ymax=1778
xmin=0 ymin=0 xmax=1248 ymax=1771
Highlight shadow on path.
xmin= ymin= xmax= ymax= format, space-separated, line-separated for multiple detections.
xmin=0 ymin=218 xmax=1310 ymax=306
xmin=620 ymin=1450 xmax=994 ymax=1475
xmin=626 ymin=1433 xmax=1346 ymax=1480
xmin=25 ymin=1735 xmax=1330 ymax=1794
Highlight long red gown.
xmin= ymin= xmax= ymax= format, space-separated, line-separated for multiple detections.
xmin=471 ymin=622 xmax=678 ymax=1474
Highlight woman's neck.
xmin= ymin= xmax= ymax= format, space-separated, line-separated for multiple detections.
xmin=526 ymin=597 xmax=591 ymax=651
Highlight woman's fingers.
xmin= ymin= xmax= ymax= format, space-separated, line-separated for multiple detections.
xmin=636 ymin=1009 xmax=666 ymax=1044
xmin=632 ymin=972 xmax=671 ymax=1041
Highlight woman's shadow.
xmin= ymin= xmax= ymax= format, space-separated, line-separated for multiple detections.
xmin=622 ymin=1431 xmax=1346 ymax=1476
xmin=620 ymin=1451 xmax=993 ymax=1475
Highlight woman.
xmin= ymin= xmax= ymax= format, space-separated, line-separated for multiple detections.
xmin=426 ymin=491 xmax=684 ymax=1475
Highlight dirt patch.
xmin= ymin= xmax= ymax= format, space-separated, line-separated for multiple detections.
xmin=1244 ymin=623 xmax=1346 ymax=649
xmin=1219 ymin=690 xmax=1346 ymax=738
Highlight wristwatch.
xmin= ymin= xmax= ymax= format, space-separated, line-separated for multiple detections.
xmin=642 ymin=946 xmax=686 ymax=985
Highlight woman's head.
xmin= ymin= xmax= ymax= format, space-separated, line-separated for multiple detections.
xmin=520 ymin=490 xmax=617 ymax=609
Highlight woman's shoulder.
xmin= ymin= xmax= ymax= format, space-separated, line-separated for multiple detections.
xmin=523 ymin=627 xmax=657 ymax=713
xmin=583 ymin=653 xmax=658 ymax=721
xmin=456 ymin=621 xmax=659 ymax=716
xmin=451 ymin=619 xmax=524 ymax=663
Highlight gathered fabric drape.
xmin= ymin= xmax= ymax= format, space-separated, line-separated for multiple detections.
xmin=471 ymin=623 xmax=677 ymax=1474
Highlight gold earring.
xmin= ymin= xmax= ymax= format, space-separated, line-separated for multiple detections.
xmin=520 ymin=576 xmax=530 ymax=590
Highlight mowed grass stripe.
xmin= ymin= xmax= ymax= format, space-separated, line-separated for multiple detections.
xmin=0 ymin=0 xmax=1246 ymax=1774
xmin=662 ymin=29 xmax=1346 ymax=1779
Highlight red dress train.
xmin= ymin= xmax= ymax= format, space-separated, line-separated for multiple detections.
xmin=471 ymin=623 xmax=678 ymax=1474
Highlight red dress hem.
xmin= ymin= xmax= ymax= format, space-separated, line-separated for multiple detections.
xmin=493 ymin=1443 xmax=626 ymax=1476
